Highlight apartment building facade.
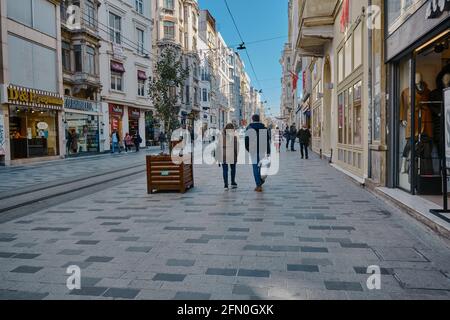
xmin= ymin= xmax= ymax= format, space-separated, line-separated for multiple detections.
xmin=0 ymin=0 xmax=65 ymax=166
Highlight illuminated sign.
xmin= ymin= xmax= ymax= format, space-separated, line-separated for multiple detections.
xmin=7 ymin=85 xmax=63 ymax=110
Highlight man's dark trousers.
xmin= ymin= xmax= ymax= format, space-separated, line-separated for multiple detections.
xmin=300 ymin=143 xmax=309 ymax=159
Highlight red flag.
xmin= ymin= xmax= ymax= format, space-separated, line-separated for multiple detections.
xmin=340 ymin=0 xmax=350 ymax=32
xmin=290 ymin=71 xmax=299 ymax=91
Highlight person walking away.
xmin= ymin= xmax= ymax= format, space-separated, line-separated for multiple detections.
xmin=273 ymin=126 xmax=282 ymax=153
xmin=124 ymin=133 xmax=133 ymax=152
xmin=217 ymin=123 xmax=239 ymax=190
xmin=245 ymin=114 xmax=271 ymax=192
xmin=284 ymin=127 xmax=290 ymax=151
xmin=297 ymin=124 xmax=311 ymax=159
xmin=159 ymin=131 xmax=167 ymax=152
xmin=70 ymin=129 xmax=79 ymax=154
xmin=134 ymin=133 xmax=143 ymax=152
xmin=290 ymin=124 xmax=297 ymax=151
xmin=111 ymin=130 xmax=121 ymax=154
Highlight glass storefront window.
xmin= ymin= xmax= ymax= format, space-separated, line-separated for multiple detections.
xmin=338 ymin=93 xmax=343 ymax=143
xmin=65 ymin=113 xmax=99 ymax=154
xmin=9 ymin=106 xmax=58 ymax=159
xmin=398 ymin=58 xmax=412 ymax=191
xmin=353 ymin=82 xmax=362 ymax=145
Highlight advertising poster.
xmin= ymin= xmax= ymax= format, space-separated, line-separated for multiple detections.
xmin=0 ymin=111 xmax=5 ymax=156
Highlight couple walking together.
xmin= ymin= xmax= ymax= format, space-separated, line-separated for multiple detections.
xmin=216 ymin=114 xmax=270 ymax=193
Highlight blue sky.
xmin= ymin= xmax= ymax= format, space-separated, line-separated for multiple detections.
xmin=198 ymin=0 xmax=288 ymax=117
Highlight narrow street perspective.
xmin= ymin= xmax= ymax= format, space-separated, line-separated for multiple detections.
xmin=0 ymin=0 xmax=450 ymax=307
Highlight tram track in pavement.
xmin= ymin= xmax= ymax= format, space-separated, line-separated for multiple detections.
xmin=0 ymin=163 xmax=148 ymax=224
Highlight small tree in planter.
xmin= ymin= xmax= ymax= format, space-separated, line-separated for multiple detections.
xmin=148 ymin=48 xmax=189 ymax=154
xmin=146 ymin=48 xmax=193 ymax=194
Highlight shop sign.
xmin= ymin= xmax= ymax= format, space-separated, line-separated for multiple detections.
xmin=109 ymin=104 xmax=123 ymax=116
xmin=0 ymin=111 xmax=5 ymax=156
xmin=113 ymin=44 xmax=125 ymax=60
xmin=64 ymin=97 xmax=98 ymax=113
xmin=37 ymin=122 xmax=49 ymax=130
xmin=426 ymin=0 xmax=450 ymax=19
xmin=7 ymin=85 xmax=63 ymax=110
xmin=129 ymin=108 xmax=140 ymax=119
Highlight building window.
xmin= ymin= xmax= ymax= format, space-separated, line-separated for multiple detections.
xmin=353 ymin=81 xmax=362 ymax=145
xmin=74 ymin=45 xmax=82 ymax=72
xmin=338 ymin=48 xmax=344 ymax=83
xmin=202 ymin=88 xmax=208 ymax=102
xmin=135 ymin=0 xmax=144 ymax=14
xmin=163 ymin=21 xmax=175 ymax=39
xmin=344 ymin=36 xmax=352 ymax=78
xmin=186 ymin=85 xmax=190 ymax=104
xmin=109 ymin=12 xmax=121 ymax=44
xmin=137 ymin=28 xmax=144 ymax=55
xmin=86 ymin=46 xmax=95 ymax=75
xmin=138 ymin=79 xmax=145 ymax=97
xmin=111 ymin=72 xmax=123 ymax=91
xmin=338 ymin=93 xmax=343 ymax=144
xmin=85 ymin=0 xmax=96 ymax=29
xmin=62 ymin=41 xmax=71 ymax=72
xmin=192 ymin=13 xmax=197 ymax=29
xmin=164 ymin=0 xmax=174 ymax=10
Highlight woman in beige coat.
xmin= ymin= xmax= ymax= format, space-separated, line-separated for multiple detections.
xmin=217 ymin=123 xmax=239 ymax=190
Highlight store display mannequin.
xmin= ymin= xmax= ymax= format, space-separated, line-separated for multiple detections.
xmin=400 ymin=72 xmax=433 ymax=173
xmin=430 ymin=64 xmax=450 ymax=157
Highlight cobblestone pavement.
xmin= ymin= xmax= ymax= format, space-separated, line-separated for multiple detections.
xmin=0 ymin=150 xmax=449 ymax=300
xmin=0 ymin=147 xmax=161 ymax=193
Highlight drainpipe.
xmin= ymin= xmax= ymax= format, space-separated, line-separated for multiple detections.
xmin=367 ymin=2 xmax=373 ymax=180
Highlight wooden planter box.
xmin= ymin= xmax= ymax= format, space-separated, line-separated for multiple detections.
xmin=146 ymin=154 xmax=194 ymax=194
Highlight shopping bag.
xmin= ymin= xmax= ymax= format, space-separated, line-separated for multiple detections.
xmin=259 ymin=157 xmax=271 ymax=182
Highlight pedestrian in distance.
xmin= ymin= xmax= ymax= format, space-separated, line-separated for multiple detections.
xmin=134 ymin=133 xmax=143 ymax=152
xmin=290 ymin=123 xmax=298 ymax=151
xmin=297 ymin=123 xmax=311 ymax=159
xmin=124 ymin=133 xmax=133 ymax=153
xmin=111 ymin=130 xmax=121 ymax=154
xmin=159 ymin=131 xmax=167 ymax=152
xmin=216 ymin=123 xmax=239 ymax=190
xmin=273 ymin=126 xmax=282 ymax=153
xmin=284 ymin=126 xmax=290 ymax=151
xmin=245 ymin=114 xmax=271 ymax=192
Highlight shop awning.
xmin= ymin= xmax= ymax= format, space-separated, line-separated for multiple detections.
xmin=137 ymin=71 xmax=147 ymax=80
xmin=111 ymin=61 xmax=125 ymax=73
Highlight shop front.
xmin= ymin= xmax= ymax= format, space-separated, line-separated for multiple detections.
xmin=1 ymin=85 xmax=63 ymax=164
xmin=145 ymin=110 xmax=160 ymax=146
xmin=128 ymin=107 xmax=140 ymax=137
xmin=386 ymin=1 xmax=450 ymax=205
xmin=109 ymin=104 xmax=124 ymax=139
xmin=64 ymin=97 xmax=101 ymax=156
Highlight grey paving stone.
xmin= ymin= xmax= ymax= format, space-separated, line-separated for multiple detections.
xmin=185 ymin=239 xmax=209 ymax=244
xmin=32 ymin=227 xmax=71 ymax=232
xmin=126 ymin=246 xmax=152 ymax=253
xmin=166 ymin=259 xmax=196 ymax=267
xmin=232 ymin=285 xmax=268 ymax=297
xmin=325 ymin=237 xmax=352 ymax=244
xmin=261 ymin=232 xmax=284 ymax=237
xmin=0 ymin=289 xmax=48 ymax=300
xmin=324 ymin=281 xmax=364 ymax=292
xmin=237 ymin=269 xmax=270 ymax=278
xmin=206 ymin=268 xmax=237 ymax=277
xmin=69 ymin=286 xmax=109 ymax=297
xmin=12 ymin=253 xmax=40 ymax=259
xmin=108 ymin=229 xmax=129 ymax=233
xmin=71 ymin=232 xmax=94 ymax=236
xmin=13 ymin=243 xmax=37 ymax=248
xmin=302 ymin=258 xmax=333 ymax=267
xmin=76 ymin=240 xmax=100 ymax=245
xmin=103 ymin=288 xmax=140 ymax=299
xmin=82 ymin=277 xmax=102 ymax=286
xmin=0 ymin=238 xmax=17 ymax=242
xmin=58 ymin=249 xmax=84 ymax=256
xmin=10 ymin=266 xmax=43 ymax=274
xmin=301 ymin=246 xmax=329 ymax=253
xmin=174 ymin=291 xmax=211 ymax=300
xmin=101 ymin=222 xmax=122 ymax=226
xmin=0 ymin=252 xmax=16 ymax=258
xmin=153 ymin=273 xmax=186 ymax=282
xmin=85 ymin=256 xmax=114 ymax=263
xmin=299 ymin=237 xmax=324 ymax=243
xmin=228 ymin=228 xmax=250 ymax=232
xmin=224 ymin=235 xmax=248 ymax=240
xmin=116 ymin=237 xmax=139 ymax=242
xmin=341 ymin=243 xmax=370 ymax=248
xmin=287 ymin=264 xmax=320 ymax=272
xmin=332 ymin=226 xmax=355 ymax=231
xmin=353 ymin=266 xmax=393 ymax=275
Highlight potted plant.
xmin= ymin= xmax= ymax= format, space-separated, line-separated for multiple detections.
xmin=146 ymin=48 xmax=193 ymax=194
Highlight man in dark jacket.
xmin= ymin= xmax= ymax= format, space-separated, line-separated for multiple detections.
xmin=284 ymin=127 xmax=290 ymax=150
xmin=289 ymin=124 xmax=297 ymax=151
xmin=297 ymin=124 xmax=311 ymax=159
xmin=245 ymin=114 xmax=271 ymax=192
